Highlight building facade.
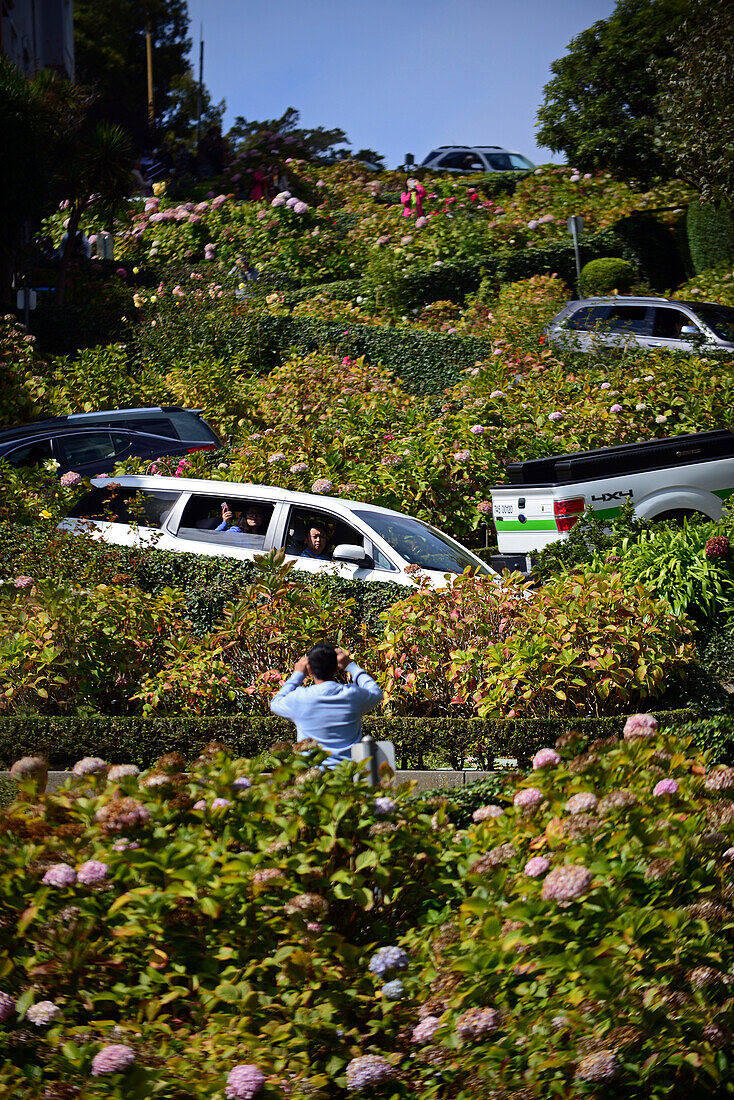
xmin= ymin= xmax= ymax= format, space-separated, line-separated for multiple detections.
xmin=1 ymin=0 xmax=74 ymax=79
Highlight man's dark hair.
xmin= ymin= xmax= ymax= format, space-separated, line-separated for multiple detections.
xmin=307 ymin=643 xmax=337 ymax=680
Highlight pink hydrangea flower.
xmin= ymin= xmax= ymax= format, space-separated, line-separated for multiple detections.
xmin=455 ymin=1006 xmax=500 ymax=1039
xmin=42 ymin=863 xmax=77 ymax=887
xmin=312 ymin=478 xmax=333 ymax=494
xmin=212 ymin=797 xmax=231 ymax=809
xmin=225 ymin=1064 xmax=266 ymax=1099
xmin=415 ymin=216 xmax=427 ymax=228
xmin=0 ymin=992 xmax=15 ymax=1022
xmin=477 ymin=501 xmax=492 ymax=515
xmin=548 ymin=411 xmax=563 ymax=422
xmin=623 ymin=713 xmax=659 ymax=740
xmin=108 ymin=764 xmax=140 ymax=781
xmin=600 ymin=382 xmax=611 ymax=390
xmin=722 ymin=847 xmax=734 ymax=862
xmin=374 ymin=796 xmax=397 ymax=815
xmin=513 ymin=787 xmax=543 ymax=809
xmin=14 ymin=575 xmax=34 ymax=588
xmin=91 ymin=1044 xmax=136 ymax=1075
xmin=541 ymin=864 xmax=593 ymax=903
xmin=294 ymin=201 xmax=308 ymax=214
xmin=26 ymin=1000 xmax=61 ymax=1026
xmin=610 ymin=403 xmax=623 ymax=414
xmin=401 ymin=235 xmax=414 ymax=245
xmin=411 ymin=1015 xmax=442 ymax=1044
xmin=575 ymin=1049 xmax=618 ymax=1082
xmin=290 ymin=462 xmax=309 ymax=474
xmin=653 ymin=778 xmax=679 ymax=797
xmin=532 ymin=748 xmax=560 ymax=770
xmin=60 ymin=470 xmax=82 ymax=487
xmin=346 ymin=1055 xmax=395 ymax=1091
xmin=72 ymin=756 xmax=107 ymax=777
xmin=469 ymin=425 xmax=486 ymax=435
xmin=454 ymin=450 xmax=471 ymax=462
xmin=268 ymin=452 xmax=286 ymax=464
xmin=565 ymin=792 xmax=598 ymax=815
xmin=77 ymin=860 xmax=109 ymax=885
xmin=472 ymin=804 xmax=504 ymax=823
xmin=489 ymin=389 xmax=505 ymax=398
xmin=524 ymin=856 xmax=550 ymax=877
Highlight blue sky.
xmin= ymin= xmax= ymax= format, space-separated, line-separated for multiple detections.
xmin=184 ymin=0 xmax=617 ymax=169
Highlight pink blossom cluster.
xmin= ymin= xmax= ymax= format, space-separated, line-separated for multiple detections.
xmin=225 ymin=1064 xmax=266 ymax=1099
xmin=42 ymin=863 xmax=76 ymax=887
xmin=623 ymin=713 xmax=659 ymax=740
xmin=0 ymin=992 xmax=15 ymax=1022
xmin=26 ymin=1000 xmax=61 ymax=1026
xmin=652 ymin=778 xmax=679 ymax=797
xmin=411 ymin=1015 xmax=442 ymax=1044
xmin=91 ymin=1044 xmax=136 ymax=1075
xmin=454 ymin=450 xmax=471 ymax=462
xmin=14 ymin=575 xmax=34 ymax=588
xmin=312 ymin=478 xmax=333 ymax=494
xmin=60 ymin=470 xmax=82 ymax=487
xmin=95 ymin=797 xmax=151 ymax=833
xmin=72 ymin=756 xmax=107 ymax=777
xmin=77 ymin=860 xmax=109 ymax=885
xmin=705 ymin=766 xmax=734 ymax=792
xmin=575 ymin=1050 xmax=618 ymax=1082
xmin=469 ymin=424 xmax=486 ymax=435
xmin=252 ymin=868 xmax=283 ymax=887
xmin=268 ymin=452 xmax=286 ymax=464
xmin=374 ymin=796 xmax=397 ymax=815
xmin=532 ymin=747 xmax=560 ymax=770
xmin=290 ymin=461 xmax=309 ymax=473
xmin=285 ymin=892 xmax=329 ymax=917
xmin=524 ymin=856 xmax=550 ymax=877
xmin=108 ymin=764 xmax=140 ymax=781
xmin=455 ymin=1006 xmax=500 ymax=1040
xmin=513 ymin=787 xmax=543 ymax=810
xmin=541 ymin=864 xmax=593 ymax=903
xmin=565 ymin=792 xmax=598 ymax=815
xmin=472 ymin=804 xmax=504 ymax=823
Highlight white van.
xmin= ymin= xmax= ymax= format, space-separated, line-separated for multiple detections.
xmin=61 ymin=475 xmax=494 ymax=588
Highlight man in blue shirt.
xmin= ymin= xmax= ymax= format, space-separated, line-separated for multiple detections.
xmin=300 ymin=522 xmax=331 ymax=560
xmin=270 ymin=644 xmax=383 ymax=767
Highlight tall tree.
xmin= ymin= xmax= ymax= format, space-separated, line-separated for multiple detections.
xmin=227 ymin=107 xmax=350 ymax=163
xmin=536 ymin=0 xmax=688 ymax=184
xmin=73 ymin=0 xmax=192 ymax=149
xmin=655 ymin=0 xmax=734 ymax=204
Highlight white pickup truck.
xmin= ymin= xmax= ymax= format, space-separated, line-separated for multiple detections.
xmin=489 ymin=429 xmax=734 ymax=574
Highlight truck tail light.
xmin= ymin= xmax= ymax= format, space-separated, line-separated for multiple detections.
xmin=186 ymin=444 xmax=217 ymax=453
xmin=554 ymin=497 xmax=585 ymax=533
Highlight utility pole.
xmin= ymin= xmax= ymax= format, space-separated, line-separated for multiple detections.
xmin=196 ymin=26 xmax=204 ymax=146
xmin=146 ymin=15 xmax=155 ymax=138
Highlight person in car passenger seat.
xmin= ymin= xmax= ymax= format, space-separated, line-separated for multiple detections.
xmin=301 ymin=522 xmax=331 ymax=559
xmin=216 ymin=503 xmax=266 ymax=536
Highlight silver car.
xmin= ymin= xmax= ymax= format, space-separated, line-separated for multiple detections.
xmin=420 ymin=146 xmax=535 ymax=173
xmin=545 ymin=296 xmax=734 ymax=354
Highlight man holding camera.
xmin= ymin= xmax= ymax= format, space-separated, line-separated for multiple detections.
xmin=270 ymin=644 xmax=383 ymax=767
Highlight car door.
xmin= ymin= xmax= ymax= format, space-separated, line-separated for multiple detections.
xmin=2 ymin=437 xmax=54 ymax=469
xmin=280 ymin=504 xmax=402 ymax=583
xmin=602 ymin=304 xmax=653 ymax=349
xmin=65 ymin=484 xmax=182 ymax=549
xmin=554 ymin=304 xmax=611 ymax=352
xmin=55 ymin=430 xmax=119 ymax=476
xmin=639 ymin=306 xmax=705 ymax=353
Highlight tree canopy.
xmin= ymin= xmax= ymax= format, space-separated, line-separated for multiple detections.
xmin=655 ymin=0 xmax=734 ymax=204
xmin=536 ymin=0 xmax=688 ymax=184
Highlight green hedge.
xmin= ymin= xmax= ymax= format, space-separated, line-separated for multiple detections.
xmin=0 ymin=710 xmax=697 ymax=771
xmin=0 ymin=525 xmax=407 ymax=635
xmin=686 ymin=199 xmax=734 ymax=275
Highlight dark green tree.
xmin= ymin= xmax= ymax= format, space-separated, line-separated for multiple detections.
xmin=655 ymin=0 xmax=734 ymax=204
xmin=163 ymin=70 xmax=226 ymax=145
xmin=536 ymin=0 xmax=688 ymax=184
xmin=73 ymin=0 xmax=192 ymax=150
xmin=227 ymin=106 xmax=350 ymax=162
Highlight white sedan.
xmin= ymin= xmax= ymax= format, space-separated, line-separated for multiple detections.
xmin=60 ymin=475 xmax=494 ymax=588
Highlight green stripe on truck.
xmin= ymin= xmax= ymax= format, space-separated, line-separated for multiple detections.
xmin=495 ymin=504 xmax=622 ymax=533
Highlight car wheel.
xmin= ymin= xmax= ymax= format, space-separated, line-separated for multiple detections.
xmin=652 ymin=509 xmax=708 ymax=525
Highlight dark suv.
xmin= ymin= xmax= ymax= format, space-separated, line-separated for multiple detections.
xmin=0 ymin=407 xmax=220 ymax=478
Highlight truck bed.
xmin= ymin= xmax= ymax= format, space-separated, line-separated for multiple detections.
xmin=499 ymin=430 xmax=734 ymax=488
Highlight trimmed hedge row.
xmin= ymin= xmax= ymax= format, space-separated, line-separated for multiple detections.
xmin=0 ymin=525 xmax=408 ymax=635
xmin=686 ymin=199 xmax=734 ymax=275
xmin=0 ymin=710 xmax=698 ymax=771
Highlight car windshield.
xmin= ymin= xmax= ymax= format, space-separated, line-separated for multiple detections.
xmin=353 ymin=510 xmax=490 ymax=575
xmin=693 ymin=305 xmax=734 ymax=341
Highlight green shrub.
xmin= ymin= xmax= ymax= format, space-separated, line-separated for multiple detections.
xmin=425 ymin=773 xmax=515 ymax=828
xmin=578 ymin=256 xmax=636 ymax=296
xmin=399 ymin=719 xmax=734 ymax=1098
xmin=687 ymin=198 xmax=734 ymax=275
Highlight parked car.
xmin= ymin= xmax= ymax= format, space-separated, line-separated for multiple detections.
xmin=420 ymin=146 xmax=535 ymax=173
xmin=60 ymin=475 xmax=494 ymax=588
xmin=12 ymin=406 xmax=221 ymax=446
xmin=545 ymin=296 xmax=734 ymax=354
xmin=0 ymin=423 xmax=219 ymax=479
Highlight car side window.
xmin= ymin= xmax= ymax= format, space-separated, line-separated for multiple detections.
xmin=606 ymin=306 xmax=650 ymax=335
xmin=59 ymin=432 xmax=117 ymax=466
xmin=69 ymin=487 xmax=179 ymax=526
xmin=565 ymin=305 xmax=610 ymax=331
xmin=4 ymin=438 xmax=53 ymax=467
xmin=438 ymin=151 xmax=476 ymax=169
xmin=177 ymin=495 xmax=273 ymax=547
xmin=283 ymin=507 xmax=365 ymax=560
xmin=652 ymin=308 xmax=698 ymax=339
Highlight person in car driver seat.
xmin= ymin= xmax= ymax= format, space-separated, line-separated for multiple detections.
xmin=301 ymin=521 xmax=330 ymax=560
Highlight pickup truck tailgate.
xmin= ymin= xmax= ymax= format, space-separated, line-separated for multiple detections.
xmin=491 ymin=488 xmax=563 ymax=556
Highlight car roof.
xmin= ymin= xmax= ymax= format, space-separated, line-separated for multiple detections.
xmin=87 ymin=474 xmax=412 ymax=519
xmin=0 ymin=423 xmax=187 ymax=447
xmin=0 ymin=406 xmax=205 ymax=435
xmin=564 ymin=296 xmax=726 ymax=309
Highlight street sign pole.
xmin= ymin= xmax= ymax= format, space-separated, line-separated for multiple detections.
xmin=567 ymin=215 xmax=584 ymax=285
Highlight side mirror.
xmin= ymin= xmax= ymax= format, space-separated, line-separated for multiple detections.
xmin=332 ymin=543 xmax=372 ymax=567
xmin=680 ymin=325 xmax=699 ymax=336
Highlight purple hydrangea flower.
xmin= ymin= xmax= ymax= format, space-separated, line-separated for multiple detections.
xmin=13 ymin=576 xmax=33 ymax=588
xmin=411 ymin=1015 xmax=442 ymax=1044
xmin=0 ymin=991 xmax=15 ymax=1022
xmin=541 ymin=864 xmax=593 ymax=903
xmin=524 ymin=856 xmax=550 ymax=877
xmin=623 ymin=713 xmax=659 ymax=740
xmin=456 ymin=1006 xmax=500 ymax=1040
xmin=232 ymin=776 xmax=252 ymax=791
xmin=469 ymin=424 xmax=486 ymax=434
xmin=77 ymin=860 xmax=109 ymax=885
xmin=472 ymin=804 xmax=504 ymax=823
xmin=532 ymin=747 xmax=560 ymax=770
xmin=311 ymin=478 xmax=333 ymax=495
xmin=368 ymin=946 xmax=408 ymax=977
xmin=513 ymin=787 xmax=543 ymax=809
xmin=565 ymin=792 xmax=598 ymax=815
xmin=653 ymin=778 xmax=679 ymax=797
xmin=42 ymin=863 xmax=76 ymax=887
xmin=91 ymin=1044 xmax=136 ymax=1075
xmin=26 ymin=1000 xmax=60 ymax=1026
xmin=381 ymin=979 xmax=405 ymax=1000
xmin=60 ymin=470 xmax=82 ymax=487
xmin=289 ymin=462 xmax=309 ymax=474
xmin=346 ymin=1055 xmax=395 ymax=1091
xmin=268 ymin=452 xmax=286 ymax=464
xmin=575 ymin=1050 xmax=618 ymax=1082
xmin=374 ymin=796 xmax=397 ymax=816
xmin=454 ymin=450 xmax=471 ymax=462
xmin=610 ymin=403 xmax=623 ymax=413
xmin=548 ymin=411 xmax=563 ymax=421
xmin=225 ymin=1064 xmax=266 ymax=1099
xmin=107 ymin=764 xmax=140 ymax=781
xmin=489 ymin=389 xmax=505 ymax=398
xmin=72 ymin=756 xmax=107 ymax=777
xmin=211 ymin=797 xmax=231 ymax=809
